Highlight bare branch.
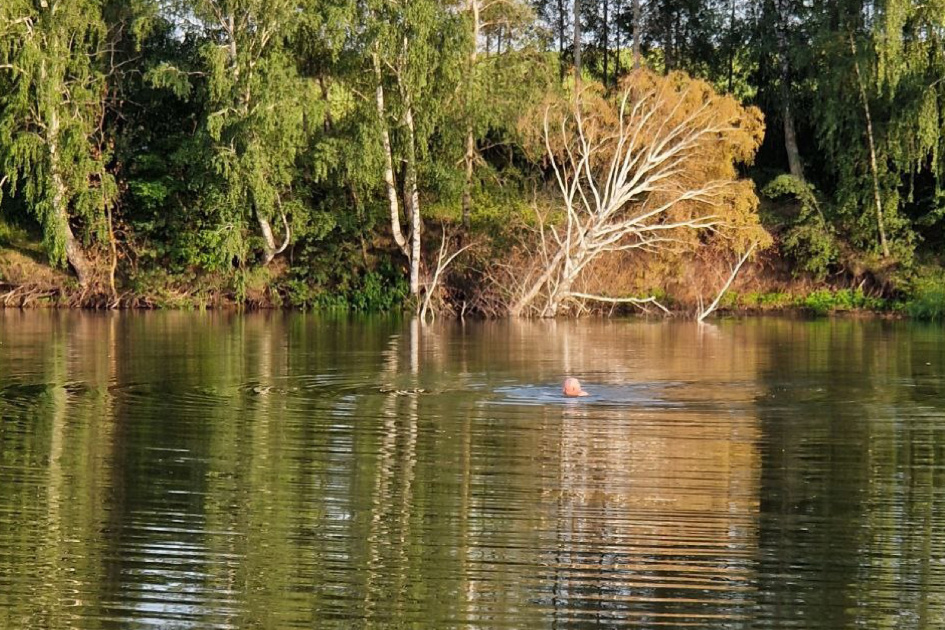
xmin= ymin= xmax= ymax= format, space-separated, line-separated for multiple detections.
xmin=420 ymin=228 xmax=476 ymax=322
xmin=569 ymin=292 xmax=672 ymax=314
xmin=511 ymin=70 xmax=763 ymax=317
xmin=697 ymin=242 xmax=758 ymax=322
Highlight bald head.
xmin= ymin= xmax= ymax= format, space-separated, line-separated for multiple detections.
xmin=562 ymin=377 xmax=588 ymax=397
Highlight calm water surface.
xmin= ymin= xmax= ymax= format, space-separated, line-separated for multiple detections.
xmin=1 ymin=311 xmax=944 ymax=628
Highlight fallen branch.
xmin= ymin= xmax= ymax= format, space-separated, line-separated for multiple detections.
xmin=697 ymin=241 xmax=757 ymax=322
xmin=570 ymin=292 xmax=672 ymax=315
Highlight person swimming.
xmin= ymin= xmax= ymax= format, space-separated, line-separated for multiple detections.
xmin=562 ymin=377 xmax=589 ymax=397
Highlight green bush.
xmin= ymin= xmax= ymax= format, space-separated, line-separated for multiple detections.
xmin=905 ymin=274 xmax=945 ymax=321
xmin=740 ymin=291 xmax=793 ymax=309
xmin=796 ymin=288 xmax=886 ymax=315
xmin=762 ymin=175 xmax=838 ymax=281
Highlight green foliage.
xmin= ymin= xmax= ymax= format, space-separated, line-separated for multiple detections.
xmin=904 ymin=271 xmax=945 ymax=321
xmin=0 ymin=218 xmax=28 ymax=249
xmin=0 ymin=0 xmax=114 ymax=271
xmin=731 ymin=289 xmax=887 ymax=315
xmin=2 ymin=0 xmax=945 ymax=310
xmin=763 ymin=175 xmax=838 ymax=280
xmin=738 ymin=291 xmax=794 ymax=310
xmin=797 ymin=288 xmax=886 ymax=316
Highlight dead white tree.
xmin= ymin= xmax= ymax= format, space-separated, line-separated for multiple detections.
xmin=510 ymin=73 xmax=764 ymax=317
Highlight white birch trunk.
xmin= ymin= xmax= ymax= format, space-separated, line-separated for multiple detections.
xmin=850 ymin=33 xmax=891 ymax=259
xmin=373 ymin=51 xmax=409 ymax=257
xmin=258 ymin=214 xmax=277 ymax=265
xmin=44 ymin=60 xmax=90 ymax=287
xmin=405 ymin=105 xmax=422 ymax=299
xmin=462 ymin=0 xmax=481 ymax=229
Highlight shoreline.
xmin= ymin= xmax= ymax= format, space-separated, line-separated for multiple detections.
xmin=0 ymin=281 xmax=913 ymax=319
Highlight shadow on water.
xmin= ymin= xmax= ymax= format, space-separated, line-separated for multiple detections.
xmin=1 ymin=312 xmax=945 ymax=628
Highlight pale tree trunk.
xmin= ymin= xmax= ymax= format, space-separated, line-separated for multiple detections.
xmin=257 ymin=213 xmax=283 ymax=265
xmin=227 ymin=13 xmax=238 ymax=79
xmin=573 ymin=0 xmax=582 ymax=81
xmin=775 ymin=0 xmax=803 ymax=179
xmin=44 ymin=63 xmax=90 ymax=287
xmin=463 ymin=130 xmax=475 ymax=230
xmin=404 ymin=105 xmax=422 ymax=299
xmin=632 ymin=0 xmax=641 ymax=69
xmin=462 ymin=0 xmax=481 ymax=230
xmin=372 ymin=51 xmax=409 ymax=257
xmin=510 ymin=249 xmax=566 ymax=316
xmin=849 ymin=32 xmax=891 ymax=258
xmin=259 ymin=215 xmax=276 ymax=264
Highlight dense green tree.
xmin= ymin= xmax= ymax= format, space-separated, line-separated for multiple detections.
xmin=801 ymin=0 xmax=945 ymax=266
xmin=151 ymin=0 xmax=321 ymax=270
xmin=0 ymin=0 xmax=117 ymax=285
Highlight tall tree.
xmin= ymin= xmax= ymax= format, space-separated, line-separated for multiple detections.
xmin=152 ymin=0 xmax=317 ymax=268
xmin=772 ymin=0 xmax=804 ymax=179
xmin=457 ymin=0 xmax=537 ymax=229
xmin=363 ymin=0 xmax=466 ymax=301
xmin=510 ymin=70 xmax=769 ymax=316
xmin=0 ymin=0 xmax=117 ymax=285
xmin=804 ymin=0 xmax=945 ymax=263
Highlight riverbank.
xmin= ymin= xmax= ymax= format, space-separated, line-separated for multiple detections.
xmin=4 ymin=239 xmax=942 ymax=319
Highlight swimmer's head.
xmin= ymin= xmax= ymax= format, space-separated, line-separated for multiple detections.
xmin=562 ymin=377 xmax=589 ymax=397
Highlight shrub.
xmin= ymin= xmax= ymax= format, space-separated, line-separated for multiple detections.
xmin=905 ymin=273 xmax=945 ymax=321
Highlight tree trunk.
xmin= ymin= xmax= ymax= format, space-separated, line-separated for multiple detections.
xmin=775 ymin=0 xmax=803 ymax=179
xmin=510 ymin=249 xmax=566 ymax=317
xmin=573 ymin=0 xmax=582 ymax=81
xmin=463 ymin=131 xmax=475 ymax=230
xmin=372 ymin=50 xmax=408 ymax=257
xmin=614 ymin=0 xmax=622 ymax=84
xmin=850 ymin=32 xmax=891 ymax=258
xmin=227 ymin=13 xmax=238 ymax=78
xmin=558 ymin=0 xmax=567 ymax=80
xmin=258 ymin=213 xmax=277 ymax=265
xmin=462 ymin=0 xmax=481 ymax=230
xmin=46 ymin=69 xmax=90 ymax=287
xmin=632 ymin=0 xmax=641 ymax=69
xmin=603 ymin=0 xmax=609 ymax=86
xmin=404 ymin=105 xmax=422 ymax=299
xmin=727 ymin=0 xmax=736 ymax=92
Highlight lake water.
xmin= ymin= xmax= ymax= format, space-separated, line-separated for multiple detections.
xmin=1 ymin=311 xmax=944 ymax=629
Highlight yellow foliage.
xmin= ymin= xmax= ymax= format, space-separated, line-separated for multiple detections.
xmin=512 ymin=69 xmax=772 ymax=313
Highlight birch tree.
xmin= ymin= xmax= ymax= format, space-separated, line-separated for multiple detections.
xmin=0 ymin=0 xmax=114 ymax=286
xmin=153 ymin=0 xmax=317 ymax=268
xmin=510 ymin=70 xmax=769 ymax=316
xmin=365 ymin=0 xmax=465 ymax=301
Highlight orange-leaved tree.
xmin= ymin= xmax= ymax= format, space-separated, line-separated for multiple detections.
xmin=508 ymin=69 xmax=771 ymax=317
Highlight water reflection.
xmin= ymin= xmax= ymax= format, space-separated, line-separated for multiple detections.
xmin=1 ymin=312 xmax=945 ymax=628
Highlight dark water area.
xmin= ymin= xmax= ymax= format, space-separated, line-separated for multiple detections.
xmin=1 ymin=311 xmax=944 ymax=629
